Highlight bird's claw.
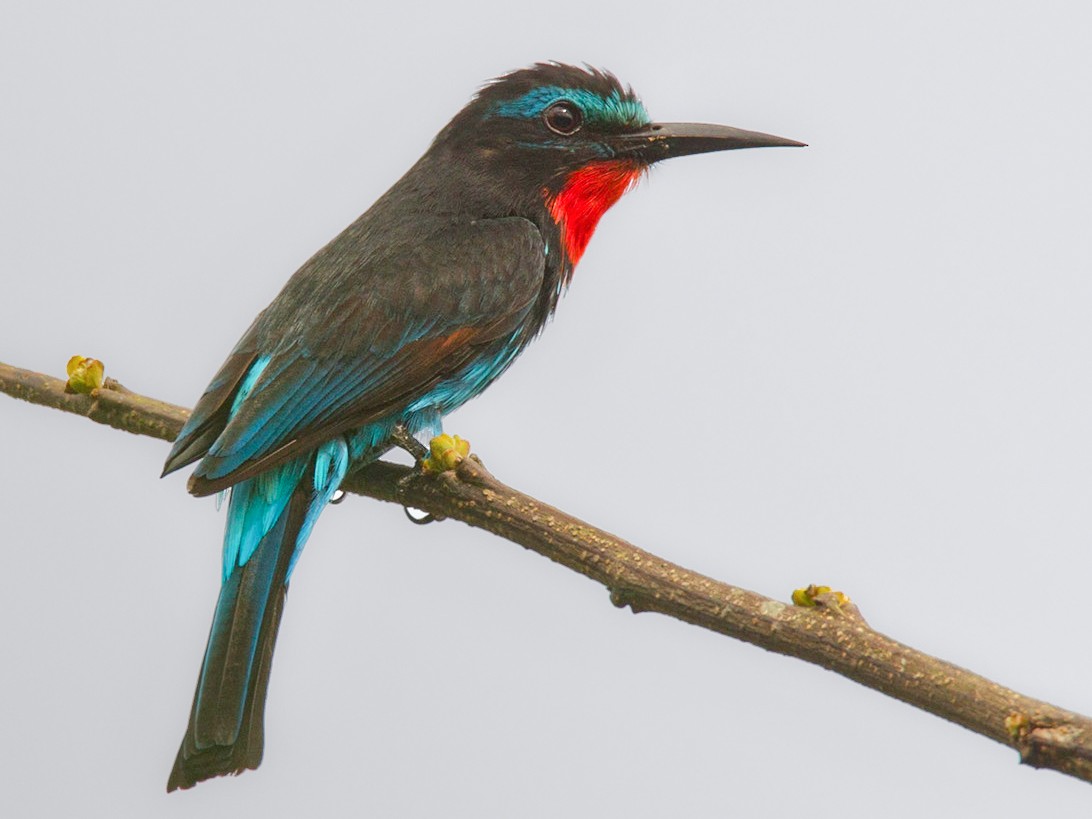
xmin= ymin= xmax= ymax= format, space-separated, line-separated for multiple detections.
xmin=390 ymin=424 xmax=429 ymax=462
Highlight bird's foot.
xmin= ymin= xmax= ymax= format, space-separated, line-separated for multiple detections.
xmin=421 ymin=434 xmax=470 ymax=473
xmin=390 ymin=424 xmax=429 ymax=462
xmin=388 ymin=425 xmax=461 ymax=525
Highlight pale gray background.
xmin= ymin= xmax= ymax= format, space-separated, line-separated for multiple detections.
xmin=3 ymin=1 xmax=1091 ymax=815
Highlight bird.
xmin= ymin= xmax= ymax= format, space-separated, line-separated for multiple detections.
xmin=162 ymin=61 xmax=803 ymax=791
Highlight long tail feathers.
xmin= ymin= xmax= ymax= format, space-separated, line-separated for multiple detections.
xmin=166 ymin=479 xmax=309 ymax=792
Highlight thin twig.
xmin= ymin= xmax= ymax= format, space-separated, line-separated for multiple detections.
xmin=3 ymin=358 xmax=1090 ymax=784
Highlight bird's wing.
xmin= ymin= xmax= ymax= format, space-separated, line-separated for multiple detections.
xmin=163 ymin=217 xmax=546 ymax=496
xmin=161 ymin=320 xmax=263 ymax=476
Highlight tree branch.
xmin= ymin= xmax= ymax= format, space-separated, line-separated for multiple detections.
xmin=3 ymin=358 xmax=1090 ymax=784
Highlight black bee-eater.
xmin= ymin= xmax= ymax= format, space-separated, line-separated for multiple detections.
xmin=162 ymin=62 xmax=803 ymax=791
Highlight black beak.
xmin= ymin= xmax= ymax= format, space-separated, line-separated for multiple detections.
xmin=614 ymin=122 xmax=806 ymax=163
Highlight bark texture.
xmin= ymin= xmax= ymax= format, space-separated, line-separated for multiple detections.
xmin=3 ymin=358 xmax=1089 ymax=784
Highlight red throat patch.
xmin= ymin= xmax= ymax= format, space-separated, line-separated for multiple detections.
xmin=546 ymin=161 xmax=643 ymax=265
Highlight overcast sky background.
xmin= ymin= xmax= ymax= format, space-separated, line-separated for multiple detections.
xmin=3 ymin=1 xmax=1092 ymax=815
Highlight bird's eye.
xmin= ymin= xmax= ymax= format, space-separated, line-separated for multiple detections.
xmin=543 ymin=101 xmax=583 ymax=136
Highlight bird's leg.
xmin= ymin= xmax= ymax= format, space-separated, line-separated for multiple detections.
xmin=388 ymin=426 xmax=470 ymax=525
xmin=390 ymin=423 xmax=429 ymax=464
xmin=388 ymin=424 xmax=441 ymax=524
xmin=390 ymin=423 xmax=472 ymax=474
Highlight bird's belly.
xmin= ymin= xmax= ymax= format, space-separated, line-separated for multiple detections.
xmin=412 ymin=337 xmax=526 ymax=416
xmin=345 ymin=337 xmax=526 ymax=463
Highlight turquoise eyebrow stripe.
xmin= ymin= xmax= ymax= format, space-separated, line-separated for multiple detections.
xmin=492 ymin=86 xmax=649 ymax=126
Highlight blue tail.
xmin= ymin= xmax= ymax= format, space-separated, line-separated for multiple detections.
xmin=167 ymin=441 xmax=347 ymax=791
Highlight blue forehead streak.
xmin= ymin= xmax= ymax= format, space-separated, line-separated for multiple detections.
xmin=492 ymin=86 xmax=649 ymax=126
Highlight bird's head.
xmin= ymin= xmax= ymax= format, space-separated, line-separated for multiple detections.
xmin=432 ymin=63 xmax=804 ymax=265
